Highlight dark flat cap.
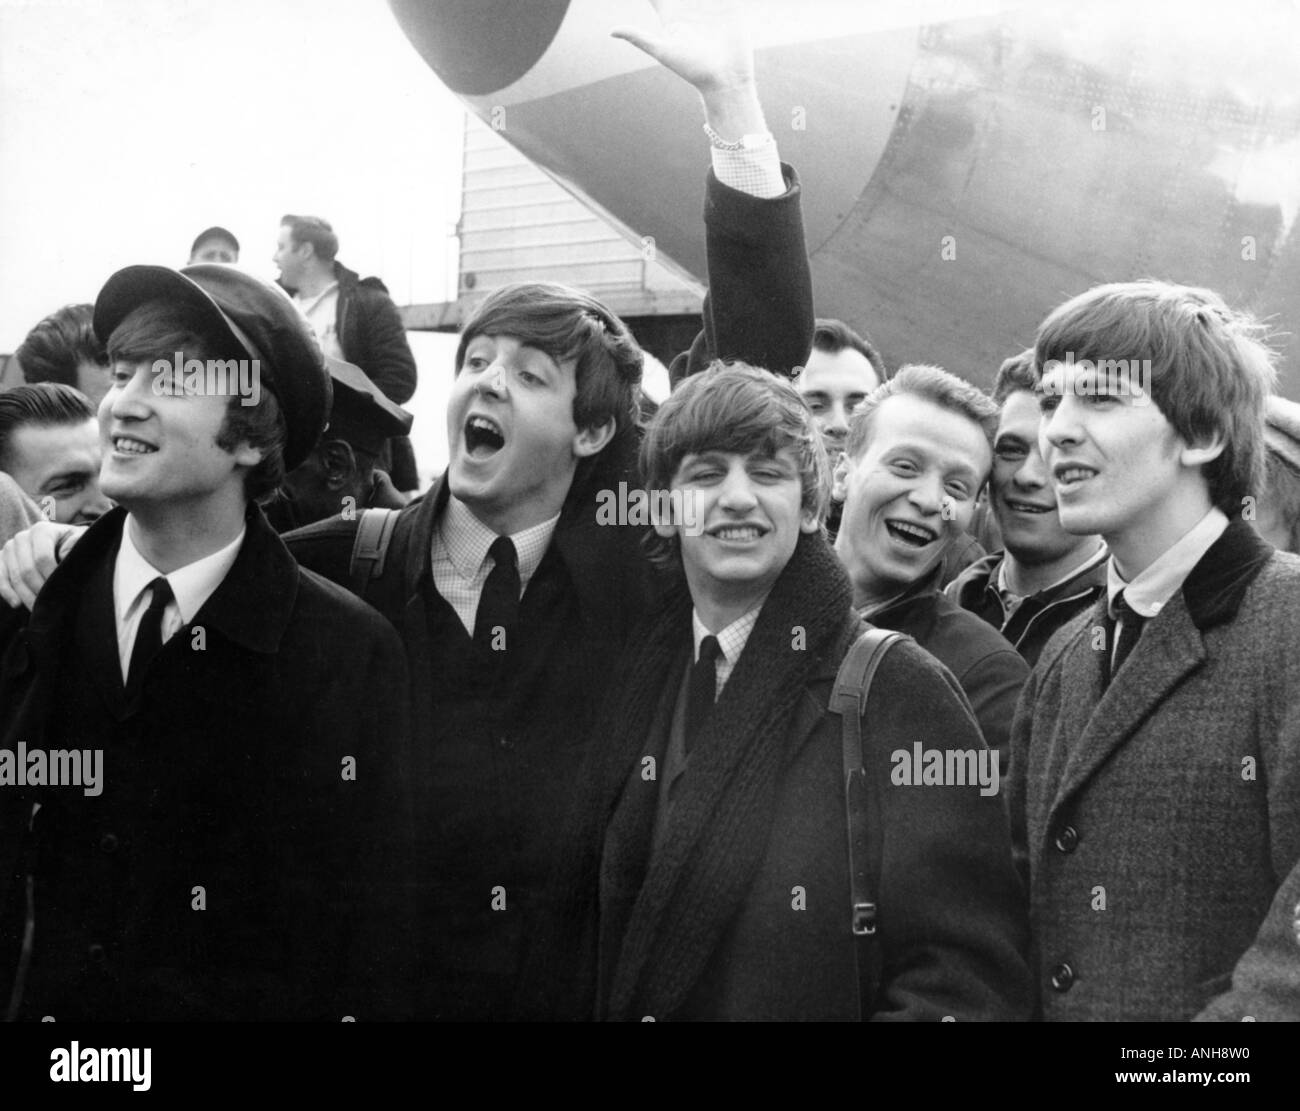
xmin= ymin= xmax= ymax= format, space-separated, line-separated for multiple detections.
xmin=323 ymin=356 xmax=414 ymax=457
xmin=93 ymin=264 xmax=330 ymax=470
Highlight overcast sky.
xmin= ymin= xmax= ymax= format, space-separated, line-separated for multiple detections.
xmin=0 ymin=0 xmax=465 ymax=352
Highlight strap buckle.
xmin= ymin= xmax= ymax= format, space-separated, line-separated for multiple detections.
xmin=852 ymin=901 xmax=878 ymax=937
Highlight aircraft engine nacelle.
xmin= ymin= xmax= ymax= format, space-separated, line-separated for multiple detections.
xmin=390 ymin=0 xmax=1300 ymax=395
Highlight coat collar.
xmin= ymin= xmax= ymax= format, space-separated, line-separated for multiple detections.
xmin=1045 ymin=518 xmax=1273 ymax=816
xmin=27 ymin=504 xmax=300 ymax=666
xmin=412 ymin=448 xmax=644 ymax=632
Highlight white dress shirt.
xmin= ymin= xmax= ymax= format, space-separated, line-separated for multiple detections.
xmin=113 ymin=521 xmax=245 ymax=682
xmin=1106 ymin=507 xmax=1230 ymax=620
xmin=431 ymin=495 xmax=559 ymax=636
xmin=691 ymin=604 xmax=763 ymax=699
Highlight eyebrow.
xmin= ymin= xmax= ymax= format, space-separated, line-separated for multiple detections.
xmin=39 ymin=467 xmax=94 ymax=490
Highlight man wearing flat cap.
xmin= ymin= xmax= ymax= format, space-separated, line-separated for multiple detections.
xmin=0 ymin=264 xmax=411 ymax=1020
xmin=264 ymin=356 xmax=412 ymax=533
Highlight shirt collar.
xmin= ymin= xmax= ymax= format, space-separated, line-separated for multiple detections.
xmin=293 ymin=281 xmax=339 ymax=313
xmin=114 ymin=518 xmax=246 ymax=626
xmin=998 ymin=542 xmax=1109 ymax=602
xmin=1107 ymin=506 xmax=1229 ymax=619
xmin=692 ymin=604 xmax=762 ymax=664
xmin=440 ymin=494 xmax=559 ymax=585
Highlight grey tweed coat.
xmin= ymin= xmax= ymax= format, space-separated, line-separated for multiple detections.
xmin=1008 ymin=520 xmax=1300 ymax=1021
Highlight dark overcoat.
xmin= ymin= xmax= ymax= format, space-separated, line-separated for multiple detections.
xmin=284 ymin=165 xmax=815 ymax=1018
xmin=0 ymin=506 xmax=411 ymax=1020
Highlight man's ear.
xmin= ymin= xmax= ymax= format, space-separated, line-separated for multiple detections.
xmin=1179 ymin=429 xmax=1227 ymax=469
xmin=573 ymin=418 xmax=616 ymax=459
xmin=831 ymin=452 xmax=852 ymax=503
xmin=651 ymin=490 xmax=678 ymax=540
xmin=320 ymin=439 xmax=357 ymax=490
xmin=230 ymin=440 xmax=263 ymax=469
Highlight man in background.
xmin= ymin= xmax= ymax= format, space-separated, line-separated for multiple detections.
xmin=188 ymin=226 xmax=240 ymax=265
xmin=947 ymin=349 xmax=1107 ymax=666
xmin=14 ymin=304 xmax=111 ymax=408
xmin=264 ymin=356 xmax=412 ymax=532
xmin=0 ymin=383 xmax=111 ymax=525
xmin=834 ymin=366 xmax=1027 ymax=764
xmin=273 ymin=213 xmax=418 ymax=488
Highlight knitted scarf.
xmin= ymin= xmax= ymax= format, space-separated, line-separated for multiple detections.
xmin=524 ymin=530 xmax=854 ymax=1020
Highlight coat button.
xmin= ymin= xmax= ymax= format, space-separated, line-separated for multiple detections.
xmin=99 ymin=833 xmax=119 ymax=854
xmin=1049 ymin=962 xmax=1074 ymax=992
xmin=87 ymin=943 xmax=107 ymax=963
xmin=1053 ymin=825 xmax=1079 ymax=853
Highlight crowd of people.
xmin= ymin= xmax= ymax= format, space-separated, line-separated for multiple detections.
xmin=1 ymin=0 xmax=1298 ymax=1022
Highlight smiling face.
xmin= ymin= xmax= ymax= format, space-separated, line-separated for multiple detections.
xmin=445 ymin=333 xmax=613 ymax=535
xmin=797 ymin=346 xmax=881 ymax=468
xmin=98 ymin=360 xmax=261 ymax=515
xmin=655 ymin=446 xmax=819 ymax=622
xmin=992 ymin=389 xmax=1092 ymax=567
xmin=835 ymin=393 xmax=991 ymax=607
xmin=5 ymin=418 xmax=110 ymax=524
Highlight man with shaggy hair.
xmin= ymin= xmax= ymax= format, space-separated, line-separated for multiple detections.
xmin=526 ymin=362 xmax=1030 ymax=1021
xmin=1009 ymin=279 xmax=1300 ymax=1021
xmin=0 ymin=264 xmax=410 ymax=1020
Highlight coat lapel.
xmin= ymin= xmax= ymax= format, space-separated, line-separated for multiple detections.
xmin=597 ymin=661 xmax=683 ymax=1011
xmin=1050 ymin=593 xmax=1205 ymax=817
xmin=71 ymin=549 xmax=131 ymax=721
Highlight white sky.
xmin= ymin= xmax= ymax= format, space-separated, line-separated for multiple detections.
xmin=0 ymin=0 xmax=470 ymax=476
xmin=0 ymin=0 xmax=465 ymax=349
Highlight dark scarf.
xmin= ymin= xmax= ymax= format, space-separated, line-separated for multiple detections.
xmin=523 ymin=530 xmax=854 ymax=1021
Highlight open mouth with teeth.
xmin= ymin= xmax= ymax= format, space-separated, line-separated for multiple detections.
xmin=113 ymin=436 xmax=157 ymax=456
xmin=1004 ymin=498 xmax=1052 ymax=514
xmin=464 ymin=415 xmax=505 ymax=458
xmin=884 ymin=519 xmax=938 ymax=548
xmin=1054 ymin=464 xmax=1098 ymax=488
xmin=708 ymin=524 xmax=768 ymax=542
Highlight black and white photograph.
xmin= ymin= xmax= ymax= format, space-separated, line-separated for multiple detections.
xmin=0 ymin=0 xmax=1296 ymax=1091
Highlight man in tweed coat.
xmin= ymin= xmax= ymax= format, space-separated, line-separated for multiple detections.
xmin=1007 ymin=279 xmax=1300 ymax=1021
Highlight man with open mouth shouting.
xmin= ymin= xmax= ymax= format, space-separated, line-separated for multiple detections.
xmin=833 ymin=365 xmax=1029 ymax=768
xmin=0 ymin=0 xmax=814 ymax=1022
xmin=281 ymin=0 xmax=815 ymax=1019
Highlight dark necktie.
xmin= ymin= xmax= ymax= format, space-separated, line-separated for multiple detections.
xmin=127 ymin=576 xmax=174 ymax=692
xmin=473 ymin=536 xmax=520 ymax=655
xmin=1108 ymin=592 xmax=1146 ymax=684
xmin=685 ymin=635 xmax=722 ymax=754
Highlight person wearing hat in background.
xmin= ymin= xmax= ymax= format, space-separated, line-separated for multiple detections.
xmin=0 ymin=264 xmax=411 ymax=1020
xmin=1255 ymin=394 xmax=1300 ymax=555
xmin=263 ymin=356 xmax=413 ymax=533
xmin=188 ymin=225 xmax=240 ymax=266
